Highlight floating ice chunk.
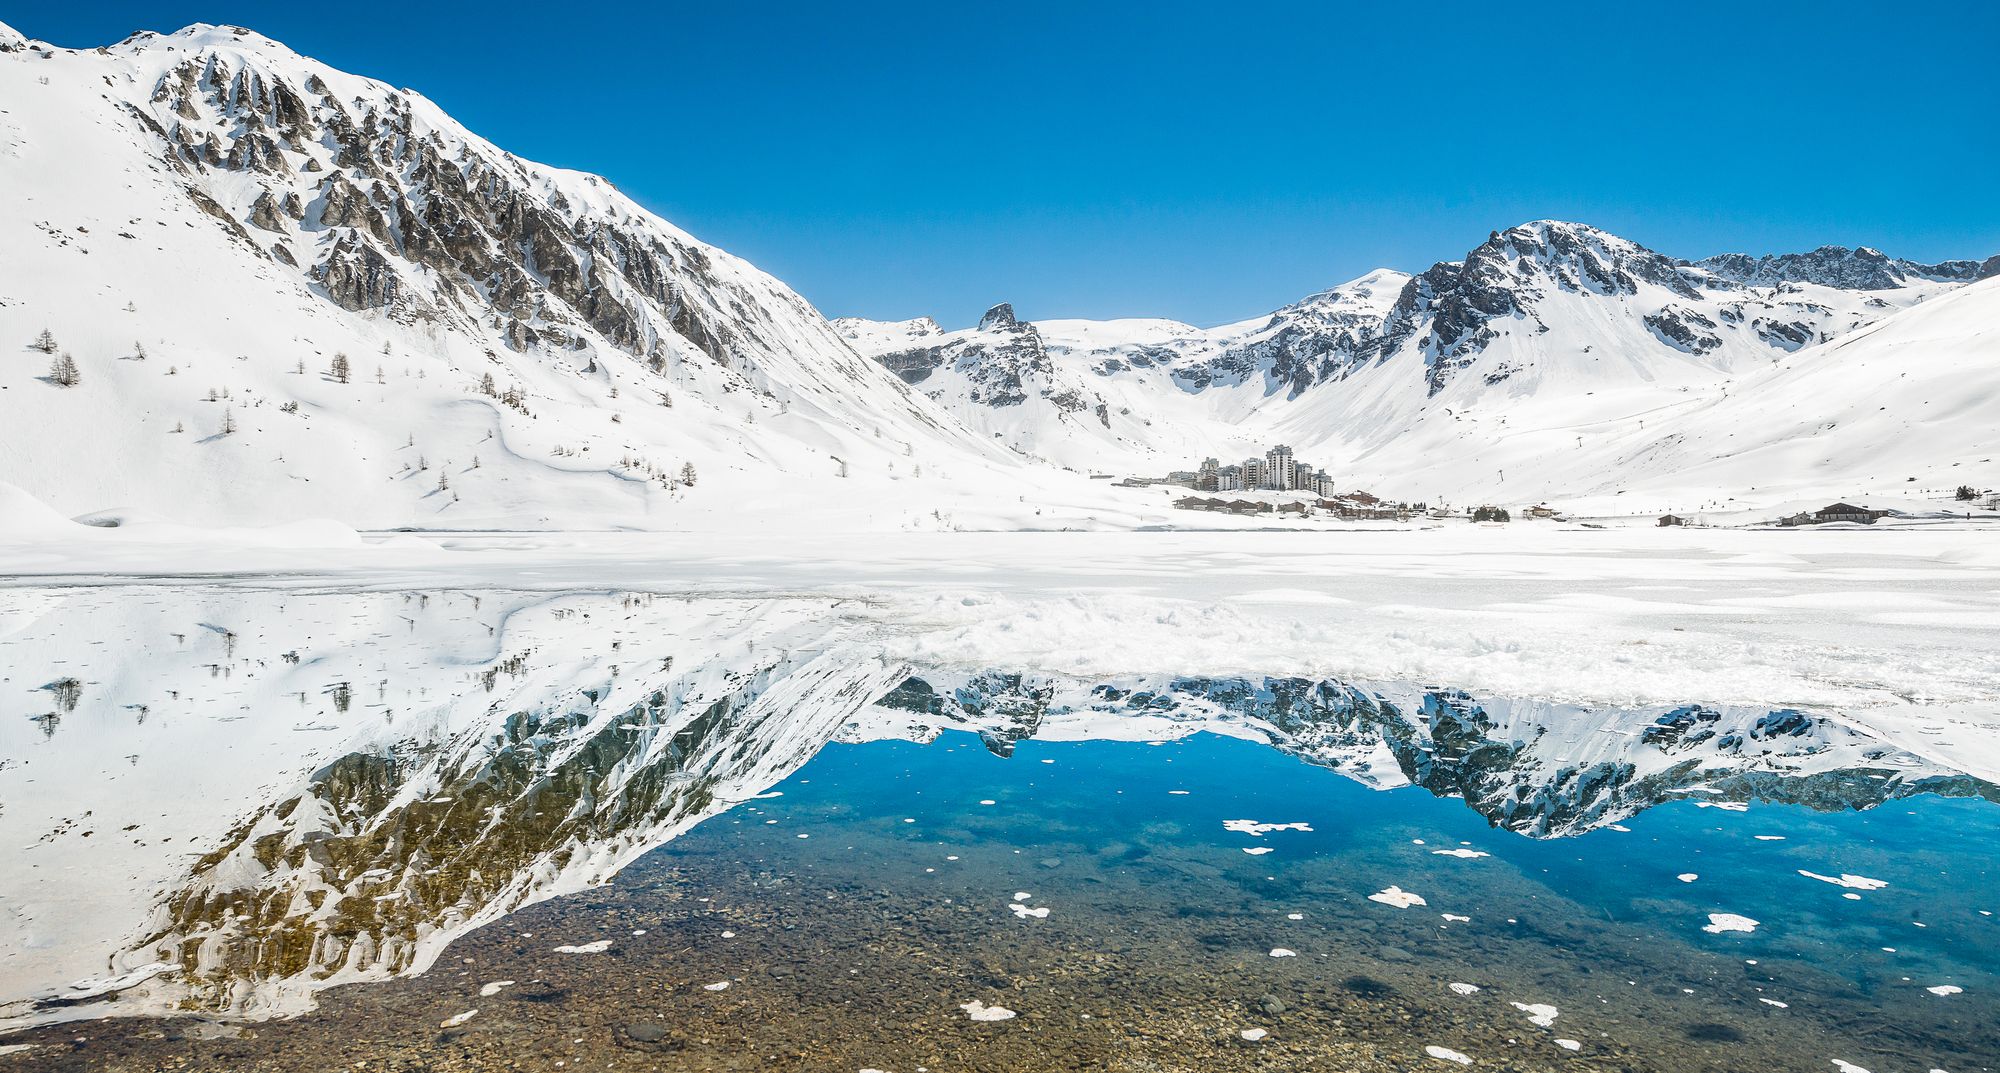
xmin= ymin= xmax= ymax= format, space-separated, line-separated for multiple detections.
xmin=1678 ymin=873 xmax=1699 ymax=882
xmin=1754 ymin=835 xmax=1786 ymax=841
xmin=1696 ymin=801 xmax=1750 ymax=812
xmin=1009 ymin=903 xmax=1050 ymax=919
xmin=1269 ymin=948 xmax=1297 ymax=958
xmin=703 ymin=981 xmax=730 ymax=991
xmin=1798 ymin=870 xmax=1888 ymax=891
xmin=1240 ymin=1028 xmax=1268 ymax=1041
xmin=979 ymin=800 xmax=997 ymax=806
xmin=1224 ymin=819 xmax=1313 ymax=836
xmin=1369 ymin=886 xmax=1426 ymax=909
xmin=1286 ymin=913 xmax=1304 ymax=920
xmin=721 ymin=930 xmax=736 ymax=938
xmin=1448 ymin=982 xmax=1481 ymax=995
xmin=1014 ymin=892 xmax=1032 ymax=901
xmin=553 ymin=940 xmax=612 ymax=953
xmin=1424 ymin=1045 xmax=1473 ymax=1065
xmin=478 ymin=980 xmax=514 ymax=997
xmin=1168 ymin=790 xmax=1189 ymax=795
xmin=753 ymin=791 xmax=783 ymax=799
xmin=1703 ymin=913 xmax=1759 ymax=934
xmin=1832 ymin=1062 xmax=1872 ymax=1073
xmin=1555 ymin=1039 xmax=1582 ymax=1051
xmin=1442 ymin=913 xmax=1471 ymax=922
xmin=1843 ymin=893 xmax=1862 ymax=900
xmin=1510 ymin=1001 xmax=1559 ymax=1027
xmin=1926 ymin=984 xmax=1963 ymax=996
xmin=1432 ymin=848 xmax=1489 ymax=859
xmin=961 ymin=1000 xmax=1016 ymax=1021
xmin=1760 ymin=998 xmax=1789 ymax=1008
xmin=1243 ymin=847 xmax=1275 ymax=856
xmin=439 ymin=1009 xmax=478 ymax=1028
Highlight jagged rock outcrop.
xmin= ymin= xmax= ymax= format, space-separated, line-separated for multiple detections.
xmin=1699 ymin=245 xmax=1984 ymax=289
xmin=869 ymin=302 xmax=1083 ymax=410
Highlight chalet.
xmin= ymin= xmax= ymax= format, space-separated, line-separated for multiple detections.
xmin=1657 ymin=514 xmax=1686 ymax=527
xmin=1227 ymin=499 xmax=1274 ymax=514
xmin=1524 ymin=504 xmax=1563 ymax=520
xmin=1812 ymin=502 xmax=1887 ymax=525
xmin=1778 ymin=511 xmax=1815 ymax=527
xmin=1276 ymin=501 xmax=1309 ymax=514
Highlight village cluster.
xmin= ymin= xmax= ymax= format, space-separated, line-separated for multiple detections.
xmin=1142 ymin=446 xmax=1999 ymax=526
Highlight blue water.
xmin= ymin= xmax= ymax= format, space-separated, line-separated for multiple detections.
xmin=667 ymin=729 xmax=2000 ymax=1071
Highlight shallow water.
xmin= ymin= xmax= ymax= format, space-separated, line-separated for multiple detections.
xmin=1 ymin=587 xmax=1994 ymax=1071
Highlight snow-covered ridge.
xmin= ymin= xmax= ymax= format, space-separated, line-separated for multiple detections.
xmin=0 ymin=22 xmax=1050 ymax=530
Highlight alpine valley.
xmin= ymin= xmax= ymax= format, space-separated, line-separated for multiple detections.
xmin=2 ymin=21 xmax=1996 ymax=531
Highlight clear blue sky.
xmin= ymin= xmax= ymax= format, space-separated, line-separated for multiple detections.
xmin=12 ymin=2 xmax=1999 ymax=327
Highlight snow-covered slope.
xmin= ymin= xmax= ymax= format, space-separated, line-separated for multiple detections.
xmin=0 ymin=22 xmax=1047 ymax=530
xmin=843 ymin=222 xmax=1993 ymax=511
xmin=834 ymin=269 xmax=1414 ymax=472
xmin=1579 ymin=274 xmax=2000 ymax=510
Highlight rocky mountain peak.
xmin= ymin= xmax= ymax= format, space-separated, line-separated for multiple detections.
xmin=1696 ymin=244 xmax=1983 ymax=290
xmin=0 ymin=20 xmax=26 ymax=52
xmin=978 ymin=302 xmax=1020 ymax=331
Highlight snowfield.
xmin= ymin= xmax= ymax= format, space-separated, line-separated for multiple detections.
xmin=4 ymin=523 xmax=1997 ymax=727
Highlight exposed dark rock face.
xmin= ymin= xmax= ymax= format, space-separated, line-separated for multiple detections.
xmin=248 ymin=189 xmax=286 ymax=233
xmin=1366 ymin=222 xmax=1707 ymax=395
xmin=1699 ymin=245 xmax=1983 ymax=289
xmin=1173 ymin=278 xmax=1407 ymax=397
xmin=871 ymin=303 xmax=1090 ymax=411
xmin=978 ymin=302 xmax=1019 ymax=330
xmin=1645 ymin=306 xmax=1723 ymax=354
xmin=316 ymin=232 xmax=402 ymax=312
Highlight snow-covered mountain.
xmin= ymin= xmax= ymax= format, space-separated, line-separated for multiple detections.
xmin=841 ymin=222 xmax=1996 ymax=512
xmin=1 ymin=20 xmax=1992 ymax=528
xmin=0 ymin=22 xmax=1051 ymax=530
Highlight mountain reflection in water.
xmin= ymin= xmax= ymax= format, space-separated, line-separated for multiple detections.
xmin=0 ymin=587 xmax=1991 ymax=1049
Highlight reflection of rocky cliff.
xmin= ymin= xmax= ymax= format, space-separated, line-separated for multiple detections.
xmin=0 ymin=589 xmax=904 ymax=1028
xmin=118 ymin=645 xmax=905 ymax=1018
xmin=874 ymin=674 xmax=1998 ymax=837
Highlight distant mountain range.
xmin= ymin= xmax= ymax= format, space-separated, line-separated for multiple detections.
xmin=837 ymin=223 xmax=1999 ymax=511
xmin=2 ymin=20 xmax=1993 ymax=527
